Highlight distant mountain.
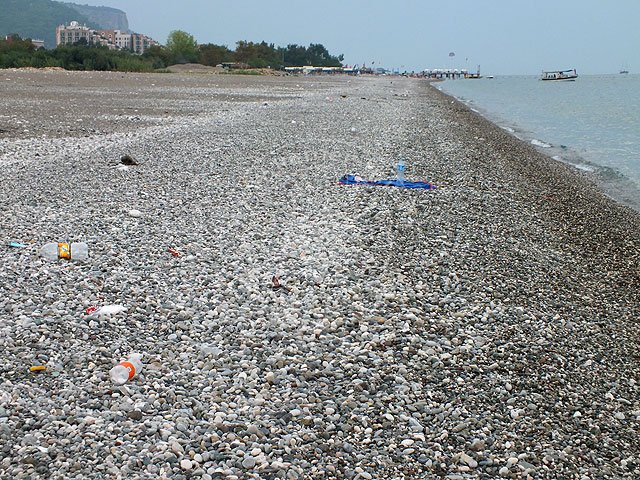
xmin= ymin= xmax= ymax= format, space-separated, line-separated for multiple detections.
xmin=64 ymin=3 xmax=129 ymax=32
xmin=0 ymin=0 xmax=129 ymax=48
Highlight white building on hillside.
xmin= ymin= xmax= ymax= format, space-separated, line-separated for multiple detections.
xmin=56 ymin=21 xmax=111 ymax=48
xmin=56 ymin=21 xmax=158 ymax=54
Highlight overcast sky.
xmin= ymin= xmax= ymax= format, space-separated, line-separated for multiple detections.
xmin=75 ymin=0 xmax=640 ymax=75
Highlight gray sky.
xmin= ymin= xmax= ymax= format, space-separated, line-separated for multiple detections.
xmin=75 ymin=0 xmax=640 ymax=75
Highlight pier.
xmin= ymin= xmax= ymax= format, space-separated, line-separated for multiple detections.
xmin=422 ymin=66 xmax=481 ymax=79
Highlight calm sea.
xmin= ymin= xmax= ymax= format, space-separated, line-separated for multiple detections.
xmin=437 ymin=74 xmax=640 ymax=212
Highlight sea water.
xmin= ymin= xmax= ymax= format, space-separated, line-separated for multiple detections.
xmin=437 ymin=74 xmax=640 ymax=211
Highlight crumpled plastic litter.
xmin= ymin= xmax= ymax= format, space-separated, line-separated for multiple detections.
xmin=7 ymin=241 xmax=28 ymax=248
xmin=338 ymin=173 xmax=436 ymax=190
xmin=96 ymin=305 xmax=127 ymax=316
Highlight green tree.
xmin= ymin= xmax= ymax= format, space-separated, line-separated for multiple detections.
xmin=141 ymin=45 xmax=173 ymax=69
xmin=0 ymin=34 xmax=160 ymax=72
xmin=233 ymin=40 xmax=280 ymax=68
xmin=140 ymin=45 xmax=170 ymax=69
xmin=29 ymin=48 xmax=56 ymax=68
xmin=233 ymin=40 xmax=255 ymax=64
xmin=282 ymin=44 xmax=306 ymax=66
xmin=0 ymin=31 xmax=345 ymax=73
xmin=279 ymin=43 xmax=343 ymax=67
xmin=198 ymin=43 xmax=233 ymax=66
xmin=166 ymin=30 xmax=198 ymax=64
xmin=306 ymin=43 xmax=343 ymax=67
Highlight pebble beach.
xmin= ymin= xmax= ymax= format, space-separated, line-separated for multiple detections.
xmin=0 ymin=70 xmax=639 ymax=479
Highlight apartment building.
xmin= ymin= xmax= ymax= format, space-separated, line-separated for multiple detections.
xmin=130 ymin=33 xmax=157 ymax=55
xmin=97 ymin=30 xmax=131 ymax=50
xmin=56 ymin=21 xmax=112 ymax=48
xmin=56 ymin=22 xmax=158 ymax=54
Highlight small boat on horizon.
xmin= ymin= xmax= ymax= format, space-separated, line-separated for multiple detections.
xmin=620 ymin=65 xmax=629 ymax=74
xmin=541 ymin=68 xmax=578 ymax=81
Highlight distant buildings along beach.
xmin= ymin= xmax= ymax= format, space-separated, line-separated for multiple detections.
xmin=55 ymin=21 xmax=158 ymax=54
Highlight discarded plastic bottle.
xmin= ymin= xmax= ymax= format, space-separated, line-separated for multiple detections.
xmin=396 ymin=159 xmax=406 ymax=185
xmin=39 ymin=242 xmax=88 ymax=261
xmin=109 ymin=353 xmax=143 ymax=385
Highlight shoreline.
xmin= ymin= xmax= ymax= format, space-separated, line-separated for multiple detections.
xmin=425 ymin=81 xmax=640 ymax=300
xmin=429 ymin=78 xmax=640 ymax=227
xmin=0 ymin=71 xmax=638 ymax=479
xmin=435 ymin=78 xmax=640 ymax=214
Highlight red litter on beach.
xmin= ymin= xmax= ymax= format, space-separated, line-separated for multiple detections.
xmin=85 ymin=305 xmax=98 ymax=314
xmin=168 ymin=247 xmax=181 ymax=257
xmin=270 ymin=275 xmax=290 ymax=293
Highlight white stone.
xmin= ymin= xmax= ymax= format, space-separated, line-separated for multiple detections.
xmin=459 ymin=452 xmax=478 ymax=468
